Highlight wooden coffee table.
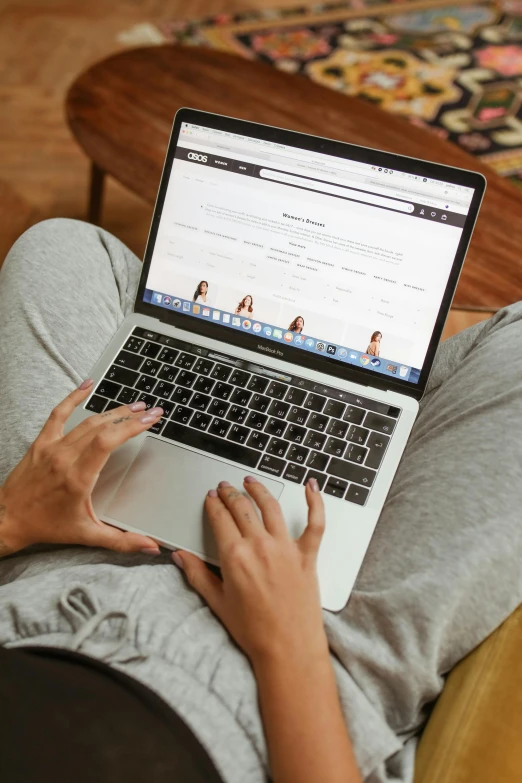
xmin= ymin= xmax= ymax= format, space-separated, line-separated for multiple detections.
xmin=66 ymin=45 xmax=522 ymax=310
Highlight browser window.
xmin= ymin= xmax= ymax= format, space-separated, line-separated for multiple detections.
xmin=143 ymin=122 xmax=476 ymax=383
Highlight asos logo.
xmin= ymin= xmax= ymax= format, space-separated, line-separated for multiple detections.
xmin=188 ymin=152 xmax=208 ymax=162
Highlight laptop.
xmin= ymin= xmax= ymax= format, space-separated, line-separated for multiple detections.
xmin=66 ymin=108 xmax=486 ymax=611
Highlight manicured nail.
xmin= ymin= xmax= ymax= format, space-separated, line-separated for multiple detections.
xmin=244 ymin=475 xmax=258 ymax=484
xmin=79 ymin=379 xmax=94 ymax=390
xmin=208 ymin=489 xmax=218 ymax=497
xmin=218 ymin=481 xmax=231 ymax=488
xmin=129 ymin=401 xmax=147 ymax=412
xmin=140 ymin=547 xmax=161 ymax=555
xmin=148 ymin=406 xmax=163 ymax=416
xmin=308 ymin=478 xmax=320 ymax=492
xmin=172 ymin=552 xmax=184 ymax=569
xmin=140 ymin=413 xmax=159 ymax=424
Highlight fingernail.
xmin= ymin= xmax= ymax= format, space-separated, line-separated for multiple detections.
xmin=208 ymin=489 xmax=218 ymax=497
xmin=218 ymin=481 xmax=231 ymax=488
xmin=308 ymin=478 xmax=320 ymax=492
xmin=148 ymin=406 xmax=164 ymax=416
xmin=140 ymin=413 xmax=158 ymax=424
xmin=79 ymin=379 xmax=94 ymax=390
xmin=140 ymin=547 xmax=161 ymax=555
xmin=129 ymin=401 xmax=147 ymax=412
xmin=244 ymin=475 xmax=258 ymax=484
xmin=172 ymin=552 xmax=184 ymax=569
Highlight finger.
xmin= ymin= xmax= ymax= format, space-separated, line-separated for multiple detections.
xmin=80 ymin=520 xmax=162 ymax=555
xmin=204 ymin=490 xmax=242 ymax=554
xmin=242 ymin=476 xmax=288 ymax=538
xmin=217 ymin=482 xmax=265 ymax=537
xmin=298 ymin=478 xmax=326 ymax=557
xmin=62 ymin=400 xmax=149 ymax=447
xmin=172 ymin=550 xmax=224 ymax=617
xmin=38 ymin=379 xmax=95 ymax=443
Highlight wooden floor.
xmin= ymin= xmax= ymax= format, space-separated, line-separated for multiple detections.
xmin=0 ymin=0 xmax=494 ymax=338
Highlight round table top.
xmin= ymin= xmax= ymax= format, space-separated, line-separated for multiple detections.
xmin=66 ymin=45 xmax=522 ymax=310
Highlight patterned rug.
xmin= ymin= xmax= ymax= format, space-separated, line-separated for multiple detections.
xmin=147 ymin=0 xmax=522 ymax=187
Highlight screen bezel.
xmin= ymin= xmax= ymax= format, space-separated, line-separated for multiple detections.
xmin=135 ymin=107 xmax=486 ymax=401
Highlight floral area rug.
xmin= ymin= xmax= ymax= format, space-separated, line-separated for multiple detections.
xmin=151 ymin=0 xmax=522 ymax=187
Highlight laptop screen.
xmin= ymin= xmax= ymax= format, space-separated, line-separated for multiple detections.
xmin=141 ymin=118 xmax=479 ymax=386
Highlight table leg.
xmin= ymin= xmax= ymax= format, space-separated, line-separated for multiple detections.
xmin=88 ymin=162 xmax=105 ymax=225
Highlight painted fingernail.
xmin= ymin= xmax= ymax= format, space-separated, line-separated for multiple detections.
xmin=79 ymin=379 xmax=94 ymax=390
xmin=140 ymin=547 xmax=161 ymax=555
xmin=148 ymin=406 xmax=163 ymax=416
xmin=308 ymin=478 xmax=320 ymax=492
xmin=244 ymin=475 xmax=258 ymax=484
xmin=218 ymin=481 xmax=231 ymax=488
xmin=172 ymin=552 xmax=184 ymax=569
xmin=129 ymin=401 xmax=147 ymax=412
xmin=140 ymin=413 xmax=158 ymax=424
xmin=208 ymin=489 xmax=218 ymax=497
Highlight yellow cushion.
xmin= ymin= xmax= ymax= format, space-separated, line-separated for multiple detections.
xmin=415 ymin=603 xmax=522 ymax=783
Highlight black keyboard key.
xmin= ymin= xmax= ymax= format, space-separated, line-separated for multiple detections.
xmin=345 ymin=443 xmax=367 ymax=464
xmin=171 ymin=405 xmax=193 ymax=424
xmin=208 ymin=418 xmax=231 ymax=438
xmin=287 ymin=444 xmax=309 ymax=464
xmin=86 ymin=395 xmax=108 ymax=413
xmin=133 ymin=328 xmax=159 ymax=341
xmin=212 ymin=382 xmax=233 ymax=401
xmin=189 ymin=393 xmax=211 ymax=411
xmin=346 ymin=425 xmax=369 ymax=445
xmin=324 ymin=437 xmax=346 ymax=458
xmin=208 ymin=399 xmax=229 ymax=418
xmin=327 ymin=458 xmax=376 ymax=488
xmin=156 ymin=347 xmax=177 ymax=365
xmin=153 ymin=381 xmax=175 ymax=399
xmin=247 ymin=431 xmax=270 ymax=451
xmin=258 ymin=454 xmax=285 ymax=477
xmin=117 ymin=386 xmax=139 ymax=405
xmin=249 ymin=394 xmax=270 ymax=413
xmin=96 ymin=379 xmax=121 ymax=400
xmin=210 ymin=364 xmax=232 ymax=382
xmin=343 ymin=405 xmax=365 ymax=425
xmin=324 ymin=399 xmax=346 ymax=419
xmin=135 ymin=375 xmax=156 ymax=393
xmin=345 ymin=484 xmax=369 ymax=506
xmin=326 ymin=419 xmax=349 ymax=439
xmin=114 ymin=350 xmax=144 ymax=371
xmin=284 ymin=424 xmax=306 ymax=444
xmin=363 ymin=411 xmax=397 ymax=435
xmin=193 ymin=357 xmax=214 ymax=376
xmin=265 ymin=418 xmax=287 ymax=438
xmin=172 ymin=386 xmax=193 ymax=405
xmin=190 ymin=412 xmax=212 ymax=431
xmin=324 ymin=477 xmax=348 ymax=498
xmin=365 ymin=431 xmax=390 ymax=470
xmin=194 ymin=375 xmax=215 ymax=395
xmin=266 ymin=381 xmax=288 ymax=399
xmin=304 ymin=469 xmax=327 ymax=490
xmin=268 ymin=399 xmax=290 ymax=419
xmin=308 ymin=412 xmax=329 ymax=432
xmin=266 ymin=438 xmax=288 ymax=459
xmin=106 ymin=364 xmax=139 ymax=387
xmin=149 ymin=418 xmax=166 ymax=435
xmin=228 ymin=424 xmax=250 ymax=445
xmin=230 ymin=387 xmax=251 ymax=407
xmin=175 ymin=353 xmax=196 ymax=370
xmin=163 ymin=422 xmax=260 ymax=469
xmin=304 ymin=393 xmax=326 ymax=412
xmin=283 ymin=463 xmax=307 ymax=484
xmin=246 ymin=411 xmax=268 ymax=431
xmin=141 ymin=359 xmax=161 ymax=378
xmin=140 ymin=341 xmax=161 ymax=359
xmin=160 ymin=399 xmax=175 ymax=419
xmin=387 ymin=406 xmax=401 ymax=419
xmin=124 ymin=336 xmax=144 ymax=353
xmin=105 ymin=399 xmax=122 ymax=412
xmin=287 ymin=406 xmax=309 ymax=426
xmin=247 ymin=375 xmax=269 ymax=394
xmin=285 ymin=386 xmax=306 ymax=406
xmin=157 ymin=364 xmax=179 ymax=383
xmin=226 ymin=404 xmax=248 ymax=424
xmin=304 ymin=430 xmax=327 ymax=451
xmin=229 ymin=369 xmax=250 ymax=387
xmin=137 ymin=393 xmax=158 ymax=410
xmin=177 ymin=370 xmax=196 ymax=388
xmin=306 ymin=451 xmax=329 ymax=472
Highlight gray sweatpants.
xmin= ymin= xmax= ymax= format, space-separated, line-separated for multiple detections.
xmin=0 ymin=219 xmax=521 ymax=783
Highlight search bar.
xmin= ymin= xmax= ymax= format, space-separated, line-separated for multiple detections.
xmin=259 ymin=169 xmax=414 ymax=213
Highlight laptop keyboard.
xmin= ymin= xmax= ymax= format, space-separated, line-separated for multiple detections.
xmin=85 ymin=327 xmax=401 ymax=506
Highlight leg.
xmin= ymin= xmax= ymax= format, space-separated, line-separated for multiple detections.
xmin=0 ymin=218 xmax=141 ymax=484
xmin=88 ymin=163 xmax=105 ymax=225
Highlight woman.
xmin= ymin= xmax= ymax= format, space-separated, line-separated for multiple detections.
xmin=235 ymin=294 xmax=254 ymax=317
xmin=193 ymin=280 xmax=210 ymax=305
xmin=288 ymin=315 xmax=304 ymax=333
xmin=0 ymin=219 xmax=520 ymax=783
xmin=367 ymin=330 xmax=382 ymax=357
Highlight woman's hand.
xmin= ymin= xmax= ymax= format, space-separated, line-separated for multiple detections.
xmin=172 ymin=476 xmax=328 ymax=667
xmin=0 ymin=380 xmax=164 ymax=557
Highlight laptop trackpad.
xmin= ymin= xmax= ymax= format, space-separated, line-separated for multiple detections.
xmin=106 ymin=436 xmax=285 ymax=562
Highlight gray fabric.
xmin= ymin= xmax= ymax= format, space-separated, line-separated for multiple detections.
xmin=0 ymin=218 xmax=521 ymax=783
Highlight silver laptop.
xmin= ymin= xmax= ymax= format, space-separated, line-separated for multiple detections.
xmin=67 ymin=108 xmax=485 ymax=611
